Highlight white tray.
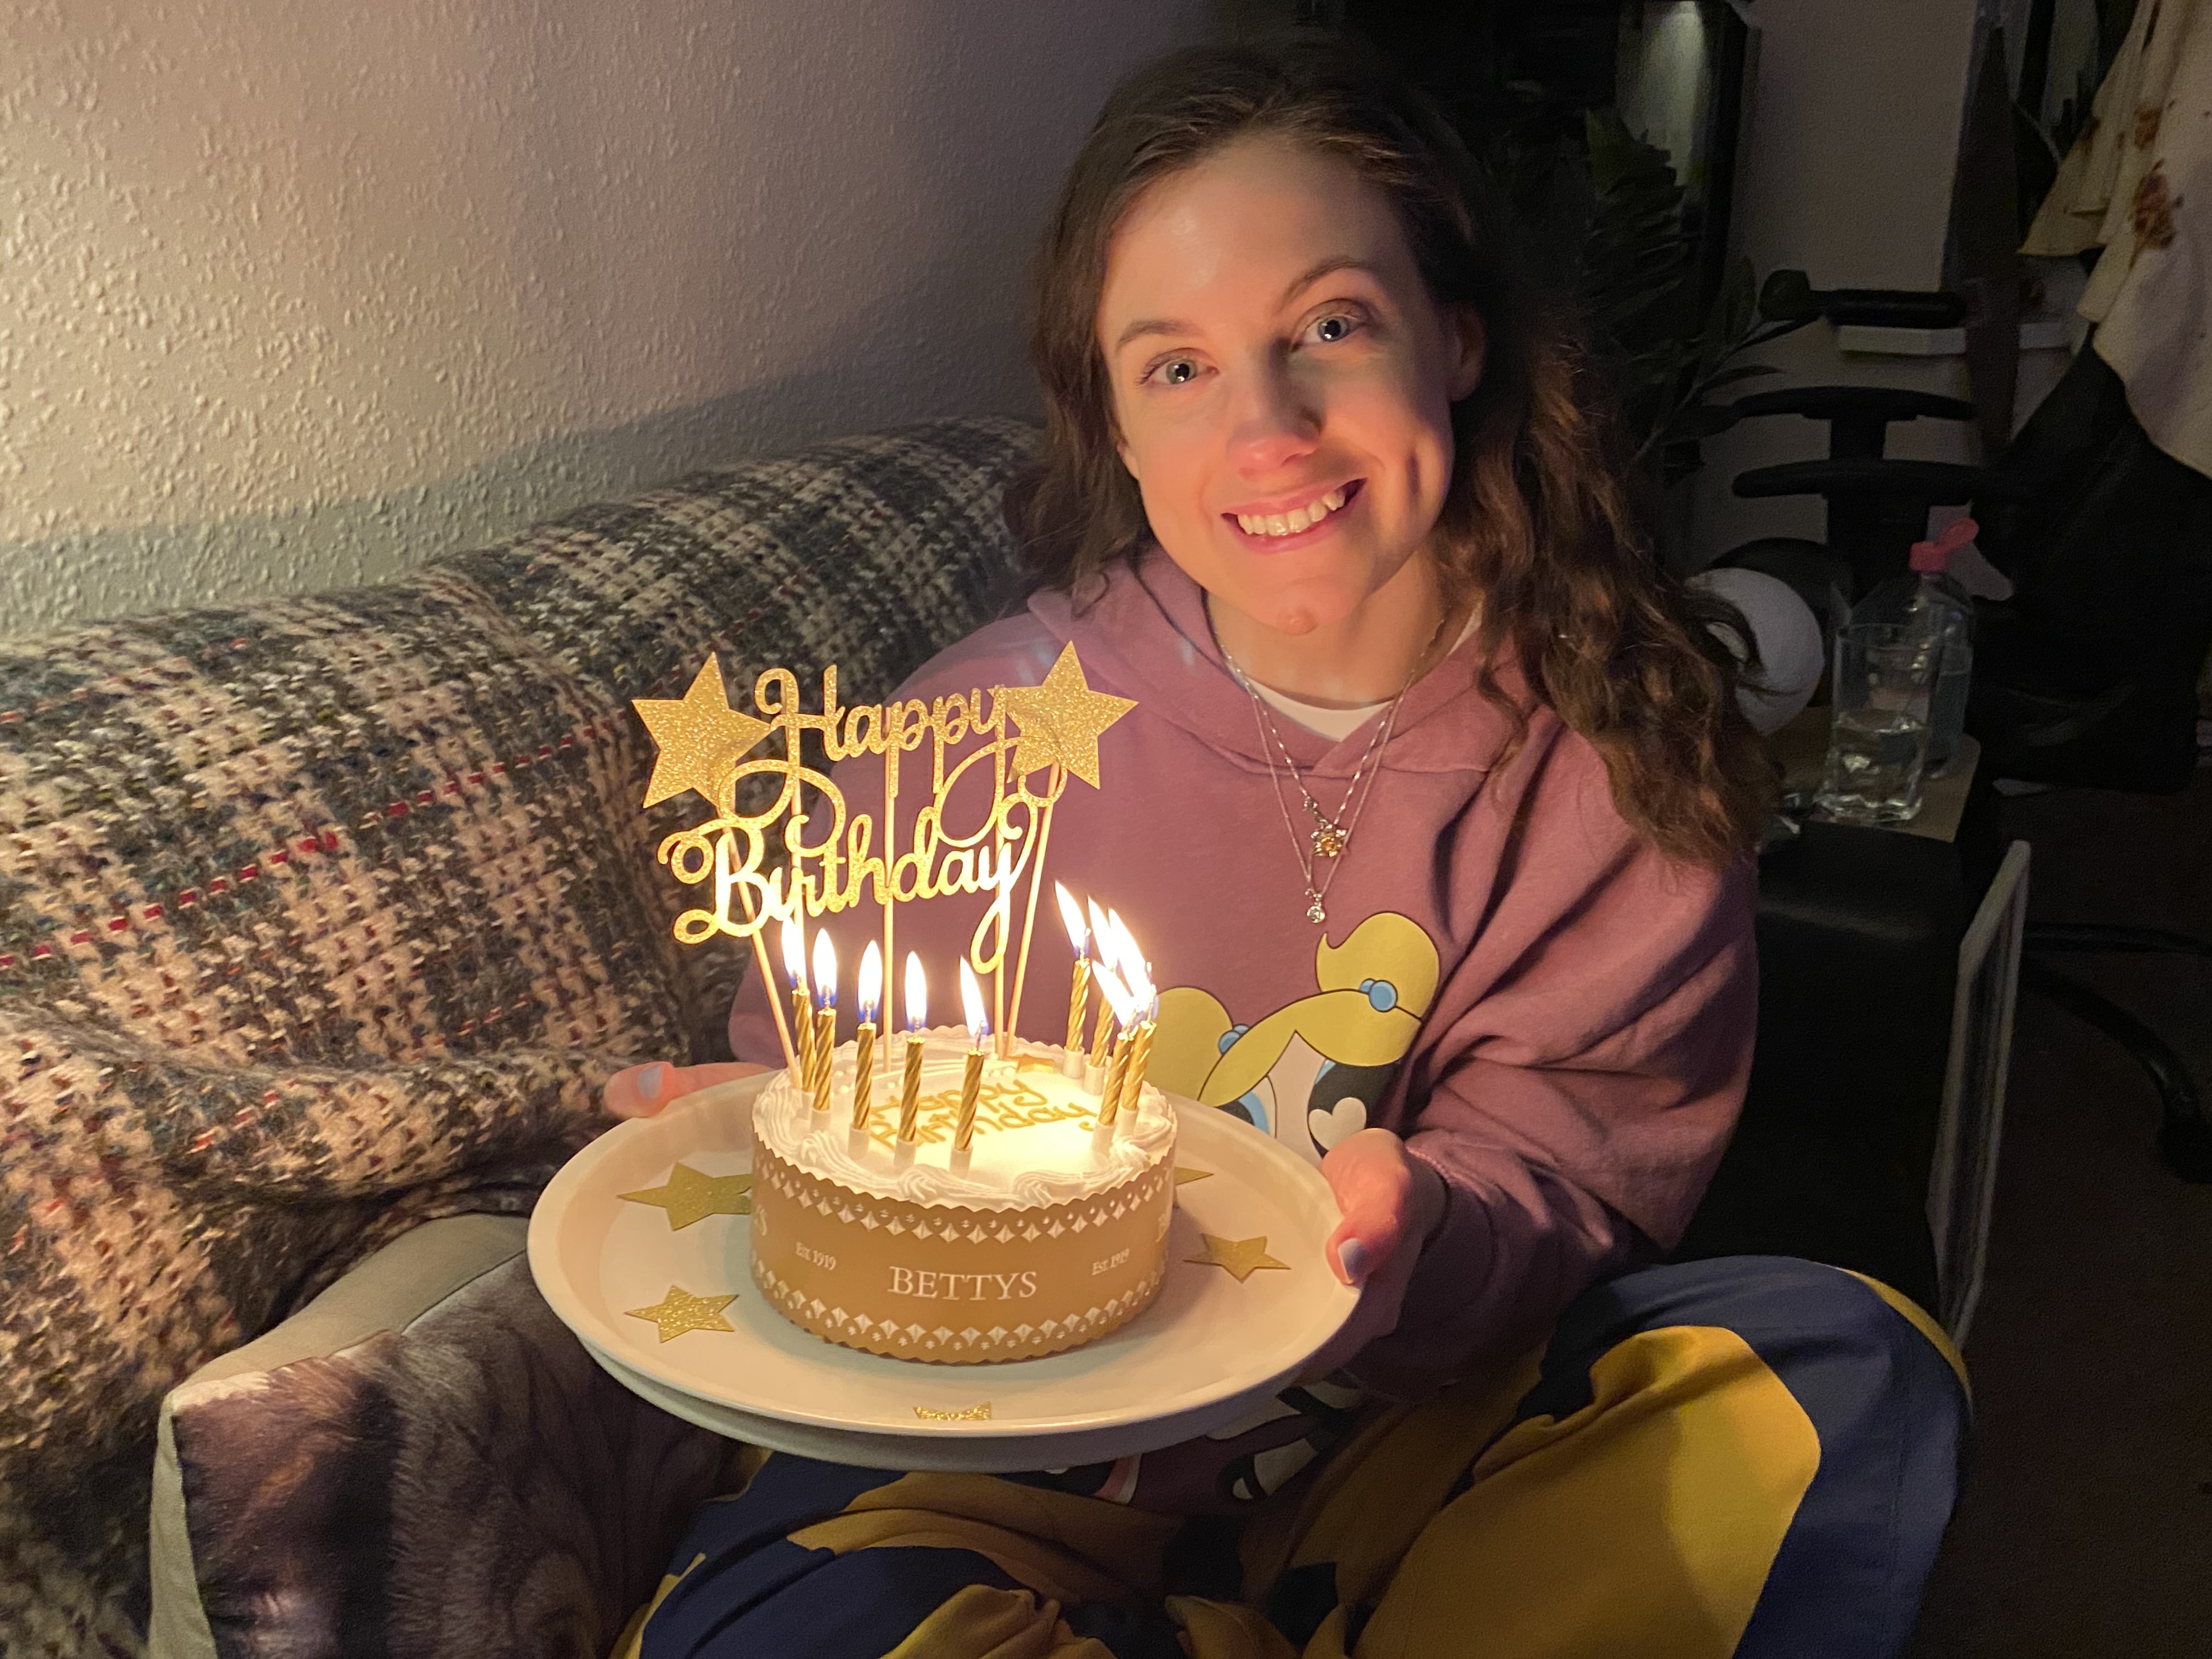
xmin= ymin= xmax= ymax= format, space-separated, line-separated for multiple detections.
xmin=527 ymin=1074 xmax=1356 ymax=1472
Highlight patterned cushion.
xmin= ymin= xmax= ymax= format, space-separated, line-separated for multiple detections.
xmin=0 ymin=416 xmax=1039 ymax=1657
xmin=153 ymin=1219 xmax=759 ymax=1659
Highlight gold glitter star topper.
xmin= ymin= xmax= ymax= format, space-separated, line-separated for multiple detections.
xmin=633 ymin=657 xmax=773 ymax=811
xmin=631 ymin=642 xmax=1134 ymax=1066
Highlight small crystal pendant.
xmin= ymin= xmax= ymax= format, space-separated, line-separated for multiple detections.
xmin=1306 ymin=897 xmax=1327 ymax=925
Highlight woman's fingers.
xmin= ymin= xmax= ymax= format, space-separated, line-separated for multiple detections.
xmin=1302 ymin=1131 xmax=1449 ymax=1381
xmin=602 ymin=1060 xmax=770 ymax=1119
xmin=1321 ymin=1127 xmax=1417 ymax=1284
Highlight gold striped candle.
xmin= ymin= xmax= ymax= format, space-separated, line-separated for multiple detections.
xmin=1065 ymin=957 xmax=1092 ymax=1053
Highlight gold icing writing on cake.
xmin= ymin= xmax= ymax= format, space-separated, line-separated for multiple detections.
xmin=859 ymin=1073 xmax=1094 ymax=1149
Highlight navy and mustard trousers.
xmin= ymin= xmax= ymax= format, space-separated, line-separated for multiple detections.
xmin=619 ymin=1255 xmax=1970 ymax=1659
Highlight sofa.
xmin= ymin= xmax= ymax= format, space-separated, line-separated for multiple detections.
xmin=1 ymin=413 xmax=1964 ymax=1659
xmin=0 ymin=417 xmax=1037 ymax=1658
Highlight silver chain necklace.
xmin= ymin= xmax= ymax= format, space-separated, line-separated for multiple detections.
xmin=1221 ymin=647 xmax=1416 ymax=928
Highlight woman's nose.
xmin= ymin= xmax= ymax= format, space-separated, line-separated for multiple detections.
xmin=1225 ymin=358 xmax=1320 ymax=476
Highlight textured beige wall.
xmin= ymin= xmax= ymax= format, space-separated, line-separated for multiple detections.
xmin=0 ymin=1 xmax=1211 ymax=635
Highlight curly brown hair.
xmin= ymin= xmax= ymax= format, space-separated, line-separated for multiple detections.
xmin=1006 ymin=31 xmax=1774 ymax=868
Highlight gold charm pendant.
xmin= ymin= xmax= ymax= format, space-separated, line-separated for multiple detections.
xmin=1305 ymin=799 xmax=1348 ymax=860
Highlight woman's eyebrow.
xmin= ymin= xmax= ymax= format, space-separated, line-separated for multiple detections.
xmin=1110 ymin=256 xmax=1380 ymax=356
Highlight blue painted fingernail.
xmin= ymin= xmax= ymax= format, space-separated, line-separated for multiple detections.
xmin=1338 ymin=1238 xmax=1371 ymax=1285
xmin=637 ymin=1063 xmax=666 ymax=1102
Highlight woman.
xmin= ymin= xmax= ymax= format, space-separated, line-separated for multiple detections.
xmin=607 ymin=33 xmax=1967 ymax=1658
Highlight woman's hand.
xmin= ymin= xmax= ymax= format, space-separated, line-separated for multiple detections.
xmin=602 ymin=1060 xmax=770 ymax=1120
xmin=1300 ymin=1127 xmax=1448 ymax=1381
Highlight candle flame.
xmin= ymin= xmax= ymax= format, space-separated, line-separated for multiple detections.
xmin=812 ymin=930 xmax=838 ymax=1009
xmin=1104 ymin=908 xmax=1137 ymax=971
xmin=1056 ymin=882 xmax=1087 ymax=952
xmin=904 ymin=951 xmax=928 ymax=1031
xmin=1125 ymin=956 xmax=1154 ymax=1009
xmin=1102 ymin=909 xmax=1152 ymax=1007
xmin=958 ymin=960 xmax=990 ymax=1043
xmin=780 ymin=918 xmax=808 ymax=991
xmin=1094 ymin=958 xmax=1138 ymax=1030
xmin=1086 ymin=898 xmax=1111 ymax=962
xmin=856 ymin=940 xmax=882 ymax=1024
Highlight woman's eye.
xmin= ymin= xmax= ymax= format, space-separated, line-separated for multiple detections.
xmin=1149 ymin=358 xmax=1198 ymax=387
xmin=1310 ymin=313 xmax=1358 ymax=345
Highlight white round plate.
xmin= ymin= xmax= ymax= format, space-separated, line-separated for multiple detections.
xmin=528 ymin=1074 xmax=1357 ymax=1472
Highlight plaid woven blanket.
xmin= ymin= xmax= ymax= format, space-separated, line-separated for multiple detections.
xmin=0 ymin=416 xmax=1037 ymax=1657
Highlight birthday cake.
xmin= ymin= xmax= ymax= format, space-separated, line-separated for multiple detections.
xmin=749 ymin=1029 xmax=1176 ymax=1363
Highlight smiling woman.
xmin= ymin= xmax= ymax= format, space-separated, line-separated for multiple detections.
xmin=618 ymin=31 xmax=1968 ymax=1659
xmin=1012 ymin=37 xmax=1774 ymax=864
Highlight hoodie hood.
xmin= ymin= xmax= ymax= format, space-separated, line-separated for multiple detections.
xmin=1025 ymin=549 xmax=1522 ymax=781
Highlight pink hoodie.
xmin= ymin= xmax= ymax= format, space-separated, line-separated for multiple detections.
xmin=731 ymin=552 xmax=1757 ymax=1393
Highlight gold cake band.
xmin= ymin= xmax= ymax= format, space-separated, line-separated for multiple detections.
xmin=749 ymin=1141 xmax=1173 ymax=1363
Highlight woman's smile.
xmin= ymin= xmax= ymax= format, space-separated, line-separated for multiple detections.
xmin=1224 ymin=478 xmax=1364 ymax=545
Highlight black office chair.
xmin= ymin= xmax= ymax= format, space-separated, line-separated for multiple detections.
xmin=1969 ymin=346 xmax=2212 ymax=1181
xmin=1724 ymin=385 xmax=2030 ymax=600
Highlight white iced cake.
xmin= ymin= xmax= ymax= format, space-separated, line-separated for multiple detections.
xmin=748 ymin=1028 xmax=1175 ymax=1362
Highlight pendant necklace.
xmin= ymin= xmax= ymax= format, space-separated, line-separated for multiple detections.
xmin=1221 ymin=631 xmax=1431 ymax=928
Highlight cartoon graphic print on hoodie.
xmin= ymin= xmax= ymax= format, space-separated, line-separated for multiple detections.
xmin=729 ymin=550 xmax=1757 ymax=1397
xmin=1147 ymin=910 xmax=1438 ymax=1163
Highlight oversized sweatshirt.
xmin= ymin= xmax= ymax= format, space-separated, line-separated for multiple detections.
xmin=729 ymin=551 xmax=1757 ymax=1395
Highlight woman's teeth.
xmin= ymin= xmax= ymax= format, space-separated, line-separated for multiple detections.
xmin=1236 ymin=486 xmax=1348 ymax=538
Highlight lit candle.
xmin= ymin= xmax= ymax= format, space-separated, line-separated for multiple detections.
xmin=1121 ymin=1008 xmax=1158 ymax=1127
xmin=781 ymin=919 xmax=815 ymax=1086
xmin=1105 ymin=955 xmax=1156 ymax=1131
xmin=850 ymin=940 xmax=881 ymax=1133
xmin=1092 ymin=973 xmax=1132 ymax=1132
xmin=954 ymin=960 xmax=989 ymax=1156
xmin=1056 ymin=883 xmax=1091 ymax=1076
xmin=1085 ymin=959 xmax=1128 ymax=1095
xmin=809 ymin=932 xmax=838 ymax=1107
xmin=1090 ymin=967 xmax=1139 ymax=1151
xmin=896 ymin=952 xmax=927 ymax=1145
xmin=1099 ymin=1028 xmax=1135 ymax=1127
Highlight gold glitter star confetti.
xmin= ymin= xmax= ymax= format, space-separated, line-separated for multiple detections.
xmin=618 ymin=1164 xmax=754 ymax=1229
xmin=1173 ymin=1166 xmax=1214 ymax=1186
xmin=624 ymin=1285 xmax=738 ymax=1342
xmin=997 ymin=642 xmax=1136 ymax=787
xmin=633 ymin=655 xmax=772 ymax=809
xmin=1184 ymin=1234 xmax=1289 ymax=1283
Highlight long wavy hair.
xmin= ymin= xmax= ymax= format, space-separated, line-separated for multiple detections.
xmin=1005 ymin=32 xmax=1773 ymax=868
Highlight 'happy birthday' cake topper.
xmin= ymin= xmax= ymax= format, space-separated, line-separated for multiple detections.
xmin=631 ymin=643 xmax=1135 ymax=1069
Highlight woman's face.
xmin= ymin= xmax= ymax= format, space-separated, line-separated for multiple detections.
xmin=1096 ymin=136 xmax=1484 ymax=640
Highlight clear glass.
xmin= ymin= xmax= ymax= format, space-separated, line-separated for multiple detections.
xmin=1818 ymin=623 xmax=1937 ymax=825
